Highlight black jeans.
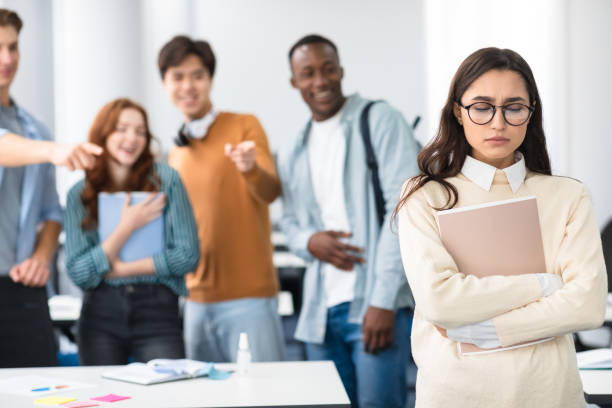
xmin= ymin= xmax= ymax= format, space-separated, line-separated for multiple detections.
xmin=0 ymin=277 xmax=57 ymax=368
xmin=78 ymin=282 xmax=185 ymax=365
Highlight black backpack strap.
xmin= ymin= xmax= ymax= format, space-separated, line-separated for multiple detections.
xmin=359 ymin=100 xmax=385 ymax=228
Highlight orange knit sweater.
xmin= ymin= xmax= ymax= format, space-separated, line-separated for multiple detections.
xmin=168 ymin=112 xmax=280 ymax=302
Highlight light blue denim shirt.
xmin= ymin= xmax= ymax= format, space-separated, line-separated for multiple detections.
xmin=276 ymin=94 xmax=420 ymax=343
xmin=0 ymin=103 xmax=63 ymax=264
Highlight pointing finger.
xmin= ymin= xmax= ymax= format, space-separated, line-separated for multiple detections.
xmin=238 ymin=140 xmax=255 ymax=152
xmin=82 ymin=143 xmax=103 ymax=156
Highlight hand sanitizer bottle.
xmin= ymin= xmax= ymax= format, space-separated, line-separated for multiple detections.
xmin=237 ymin=332 xmax=251 ymax=375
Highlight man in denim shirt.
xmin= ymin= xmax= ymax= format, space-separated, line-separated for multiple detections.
xmin=277 ymin=34 xmax=420 ymax=408
xmin=0 ymin=9 xmax=100 ymax=367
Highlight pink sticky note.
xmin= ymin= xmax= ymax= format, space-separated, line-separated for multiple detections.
xmin=63 ymin=402 xmax=100 ymax=408
xmin=90 ymin=394 xmax=131 ymax=403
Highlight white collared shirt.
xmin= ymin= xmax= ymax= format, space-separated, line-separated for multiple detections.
xmin=461 ymin=153 xmax=526 ymax=193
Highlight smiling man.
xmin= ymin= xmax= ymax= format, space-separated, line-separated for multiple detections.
xmin=0 ymin=8 xmax=101 ymax=368
xmin=276 ymin=34 xmax=420 ymax=408
xmin=158 ymin=36 xmax=285 ymax=363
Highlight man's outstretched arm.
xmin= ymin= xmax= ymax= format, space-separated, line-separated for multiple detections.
xmin=0 ymin=132 xmax=102 ymax=170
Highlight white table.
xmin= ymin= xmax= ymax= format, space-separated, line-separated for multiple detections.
xmin=580 ymin=369 xmax=612 ymax=407
xmin=0 ymin=361 xmax=350 ymax=408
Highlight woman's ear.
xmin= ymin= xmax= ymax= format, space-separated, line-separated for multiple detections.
xmin=453 ymin=102 xmax=463 ymax=126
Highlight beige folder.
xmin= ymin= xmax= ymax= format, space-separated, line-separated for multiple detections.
xmin=436 ymin=196 xmax=549 ymax=355
xmin=436 ymin=196 xmax=546 ymax=278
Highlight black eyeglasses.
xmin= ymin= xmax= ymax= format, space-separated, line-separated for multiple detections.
xmin=456 ymin=100 xmax=534 ymax=126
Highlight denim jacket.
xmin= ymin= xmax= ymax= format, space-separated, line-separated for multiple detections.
xmin=276 ymin=94 xmax=420 ymax=343
xmin=0 ymin=104 xmax=63 ymax=264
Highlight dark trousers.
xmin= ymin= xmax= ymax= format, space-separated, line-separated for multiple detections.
xmin=78 ymin=282 xmax=185 ymax=365
xmin=0 ymin=277 xmax=57 ymax=368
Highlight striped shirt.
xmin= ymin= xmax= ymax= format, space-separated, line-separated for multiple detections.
xmin=64 ymin=162 xmax=199 ymax=296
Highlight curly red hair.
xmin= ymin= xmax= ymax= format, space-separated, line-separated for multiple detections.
xmin=81 ymin=98 xmax=159 ymax=229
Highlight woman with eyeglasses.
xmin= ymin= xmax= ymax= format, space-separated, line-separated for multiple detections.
xmin=395 ymin=47 xmax=606 ymax=407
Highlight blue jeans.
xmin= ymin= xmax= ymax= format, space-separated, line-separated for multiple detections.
xmin=306 ymin=302 xmax=414 ymax=408
xmin=184 ymin=296 xmax=285 ymax=362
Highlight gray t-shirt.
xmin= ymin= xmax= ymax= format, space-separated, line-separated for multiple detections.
xmin=0 ymin=103 xmax=25 ymax=276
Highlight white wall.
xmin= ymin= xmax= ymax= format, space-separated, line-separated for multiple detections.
xmin=52 ymin=0 xmax=146 ymax=200
xmin=140 ymin=0 xmax=193 ymax=155
xmin=567 ymin=0 xmax=612 ymax=227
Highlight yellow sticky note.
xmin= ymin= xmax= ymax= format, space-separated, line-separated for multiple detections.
xmin=34 ymin=395 xmax=77 ymax=405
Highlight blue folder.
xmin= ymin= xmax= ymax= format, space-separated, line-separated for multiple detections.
xmin=98 ymin=192 xmax=164 ymax=262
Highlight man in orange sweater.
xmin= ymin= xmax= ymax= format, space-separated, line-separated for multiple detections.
xmin=158 ymin=35 xmax=285 ymax=362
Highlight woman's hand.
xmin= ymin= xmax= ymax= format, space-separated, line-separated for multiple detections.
xmin=106 ymin=258 xmax=156 ymax=279
xmin=119 ymin=192 xmax=166 ymax=233
xmin=106 ymin=259 xmax=127 ymax=279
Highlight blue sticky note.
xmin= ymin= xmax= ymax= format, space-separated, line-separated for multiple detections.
xmin=208 ymin=366 xmax=232 ymax=380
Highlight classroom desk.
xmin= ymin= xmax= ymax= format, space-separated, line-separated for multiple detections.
xmin=580 ymin=369 xmax=612 ymax=407
xmin=0 ymin=361 xmax=350 ymax=408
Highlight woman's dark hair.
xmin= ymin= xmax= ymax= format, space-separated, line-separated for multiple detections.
xmin=394 ymin=47 xmax=551 ymax=219
xmin=158 ymin=35 xmax=216 ymax=79
xmin=81 ymin=98 xmax=159 ymax=230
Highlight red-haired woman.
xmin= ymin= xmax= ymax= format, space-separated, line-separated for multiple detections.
xmin=64 ymin=98 xmax=199 ymax=365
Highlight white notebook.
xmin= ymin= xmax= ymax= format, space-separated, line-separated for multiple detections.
xmin=436 ymin=196 xmax=551 ymax=355
xmin=98 ymin=192 xmax=164 ymax=262
xmin=103 ymin=359 xmax=229 ymax=385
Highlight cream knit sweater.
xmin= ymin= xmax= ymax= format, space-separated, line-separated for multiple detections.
xmin=398 ymin=167 xmax=607 ymax=408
